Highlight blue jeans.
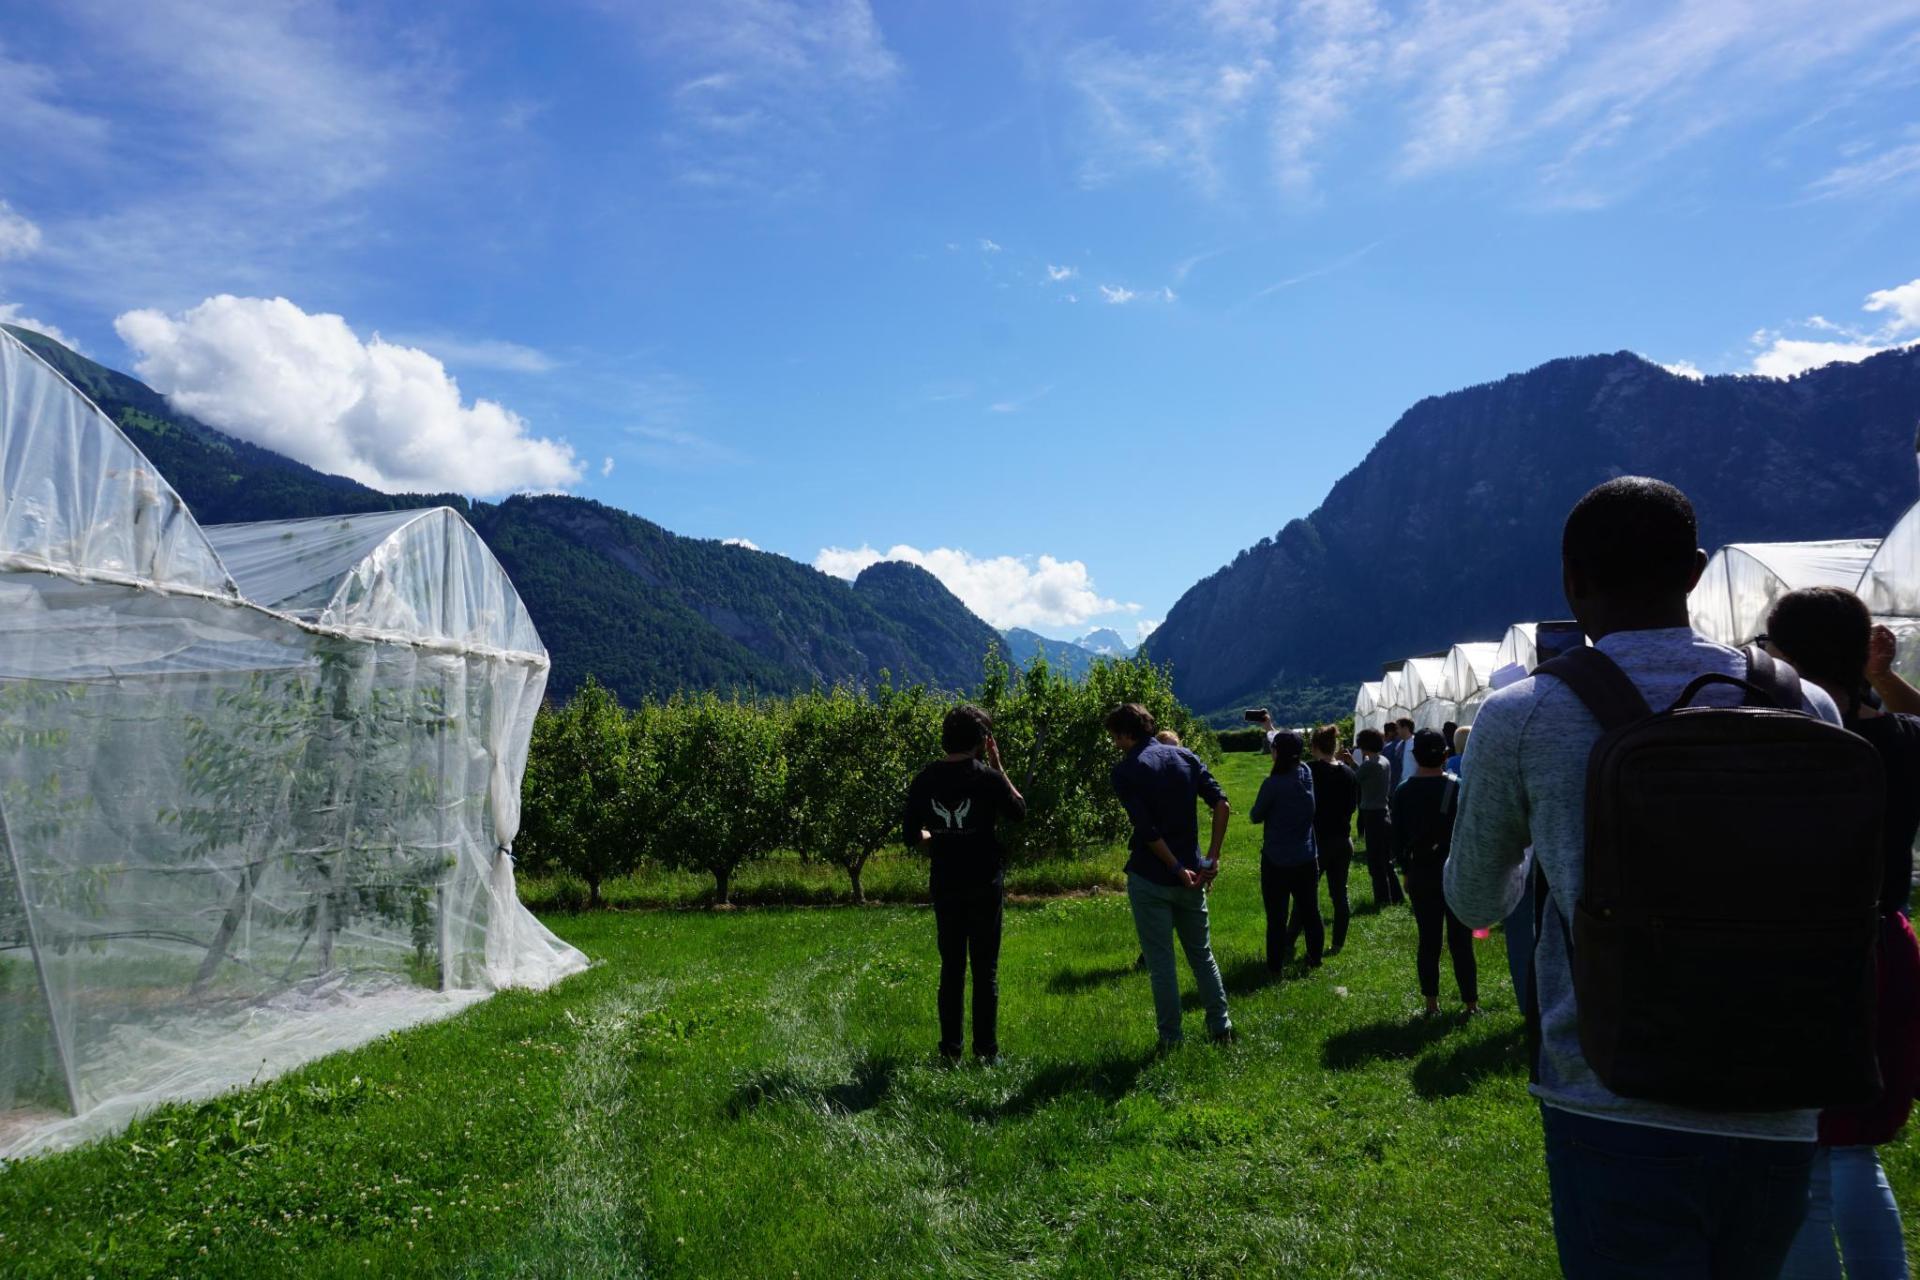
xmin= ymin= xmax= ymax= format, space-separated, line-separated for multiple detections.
xmin=1542 ymin=1105 xmax=1814 ymax=1279
xmin=1778 ymin=1146 xmax=1909 ymax=1279
xmin=1126 ymin=872 xmax=1231 ymax=1043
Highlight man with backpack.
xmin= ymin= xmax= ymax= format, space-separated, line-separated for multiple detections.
xmin=1445 ymin=477 xmax=1877 ymax=1280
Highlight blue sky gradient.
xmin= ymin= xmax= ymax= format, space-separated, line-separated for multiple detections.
xmin=1 ymin=1 xmax=1918 ymax=639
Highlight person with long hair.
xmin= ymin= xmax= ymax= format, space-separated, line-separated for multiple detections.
xmin=1251 ymin=730 xmax=1321 ymax=970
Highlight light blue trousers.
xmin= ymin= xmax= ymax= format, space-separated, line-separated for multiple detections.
xmin=1126 ymin=872 xmax=1231 ymax=1043
xmin=1778 ymin=1145 xmax=1909 ymax=1280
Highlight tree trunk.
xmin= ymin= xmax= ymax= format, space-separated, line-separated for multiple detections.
xmin=848 ymin=858 xmax=865 ymax=904
xmin=191 ymin=859 xmax=264 ymax=995
xmin=714 ymin=865 xmax=732 ymax=906
xmin=587 ymin=874 xmax=602 ymax=910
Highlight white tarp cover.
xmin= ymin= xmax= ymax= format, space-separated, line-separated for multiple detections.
xmin=0 ymin=329 xmax=586 ymax=1159
xmin=1441 ymin=642 xmax=1500 ymax=727
xmin=1860 ymin=503 xmax=1920 ymax=618
xmin=1495 ymin=623 xmax=1538 ymax=676
xmin=1353 ymin=682 xmax=1382 ymax=733
xmin=1397 ymin=656 xmax=1452 ymax=730
xmin=1688 ymin=539 xmax=1881 ymax=647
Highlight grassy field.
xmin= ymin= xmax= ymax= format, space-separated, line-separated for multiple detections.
xmin=2 ymin=752 xmax=1914 ymax=1277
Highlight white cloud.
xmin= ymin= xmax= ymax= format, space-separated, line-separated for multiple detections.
xmin=1046 ymin=264 xmax=1076 ymax=281
xmin=114 ymin=295 xmax=582 ymax=496
xmin=814 ymin=543 xmax=1125 ymax=629
xmin=1658 ymin=358 xmax=1704 ymax=379
xmin=1808 ymin=139 xmax=1920 ymax=199
xmin=979 ymin=237 xmax=1002 ymax=253
xmin=601 ymin=456 xmax=614 ymax=477
xmin=0 ymin=200 xmax=41 ymax=260
xmin=1864 ymin=278 xmax=1920 ymax=335
xmin=1135 ymin=618 xmax=1162 ymax=643
xmin=387 ymin=334 xmax=557 ymax=374
xmin=1099 ymin=285 xmax=1137 ymax=304
xmin=722 ymin=536 xmax=762 ymax=550
xmin=0 ymin=302 xmax=82 ymax=352
xmin=1749 ymin=337 xmax=1892 ymax=379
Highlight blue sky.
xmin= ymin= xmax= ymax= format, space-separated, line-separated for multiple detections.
xmin=2 ymin=1 xmax=1919 ymax=641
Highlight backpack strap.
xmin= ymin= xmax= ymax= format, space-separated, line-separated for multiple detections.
xmin=1665 ymin=646 xmax=1806 ymax=713
xmin=1534 ymin=646 xmax=1652 ymax=731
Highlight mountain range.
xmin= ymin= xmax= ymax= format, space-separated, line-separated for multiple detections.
xmin=1143 ymin=347 xmax=1920 ymax=722
xmin=4 ymin=325 xmax=1002 ymax=704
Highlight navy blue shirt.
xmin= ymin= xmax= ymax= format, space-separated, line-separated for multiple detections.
xmin=1383 ymin=737 xmax=1408 ymax=792
xmin=1250 ymin=762 xmax=1318 ymax=868
xmin=1109 ymin=740 xmax=1227 ymax=886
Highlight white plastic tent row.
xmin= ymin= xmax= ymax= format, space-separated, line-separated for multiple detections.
xmin=1441 ymin=641 xmax=1501 ymax=727
xmin=1352 ymin=682 xmax=1383 ymax=734
xmin=0 ymin=328 xmax=587 ymax=1159
xmin=1687 ymin=539 xmax=1882 ymax=647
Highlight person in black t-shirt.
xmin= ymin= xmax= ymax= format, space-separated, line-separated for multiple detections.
xmin=1392 ymin=729 xmax=1478 ymax=1017
xmin=1306 ymin=724 xmax=1359 ymax=954
xmin=904 ymin=705 xmax=1027 ymax=1061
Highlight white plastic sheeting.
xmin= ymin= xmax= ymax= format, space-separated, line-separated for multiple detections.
xmin=1399 ymin=656 xmax=1452 ymax=732
xmin=1352 ymin=682 xmax=1383 ymax=734
xmin=1495 ymin=623 xmax=1538 ymax=676
xmin=1688 ymin=539 xmax=1881 ymax=647
xmin=1441 ymin=642 xmax=1500 ymax=726
xmin=1860 ymin=503 xmax=1920 ymax=618
xmin=0 ymin=329 xmax=586 ymax=1159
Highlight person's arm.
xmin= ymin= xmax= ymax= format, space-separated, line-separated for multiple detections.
xmin=1191 ymin=751 xmax=1231 ymax=876
xmin=1444 ymin=698 xmax=1532 ymax=928
xmin=985 ymin=736 xmax=1027 ymax=819
xmin=903 ymin=772 xmax=931 ymax=849
xmin=1248 ymin=776 xmax=1272 ymax=825
xmin=1391 ymin=790 xmax=1411 ymax=864
xmin=1869 ymin=625 xmax=1920 ymax=717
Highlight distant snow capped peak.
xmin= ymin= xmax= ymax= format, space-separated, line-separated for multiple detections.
xmin=1078 ymin=627 xmax=1132 ymax=656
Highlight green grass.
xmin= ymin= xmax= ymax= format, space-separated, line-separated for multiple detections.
xmin=2 ymin=753 xmax=1914 ymax=1277
xmin=517 ymin=848 xmax=1123 ymax=912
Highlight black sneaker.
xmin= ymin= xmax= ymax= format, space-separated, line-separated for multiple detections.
xmin=1209 ymin=1027 xmax=1238 ymax=1046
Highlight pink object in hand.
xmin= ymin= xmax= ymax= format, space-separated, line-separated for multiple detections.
xmin=1472 ymin=928 xmax=1491 ymax=940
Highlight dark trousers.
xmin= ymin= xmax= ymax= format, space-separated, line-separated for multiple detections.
xmin=1359 ymin=809 xmax=1402 ymax=905
xmin=1262 ymin=859 xmax=1322 ymax=969
xmin=933 ymin=883 xmax=1002 ymax=1057
xmin=1542 ymin=1105 xmax=1815 ymax=1279
xmin=1319 ymin=834 xmax=1352 ymax=951
xmin=1405 ymin=861 xmax=1476 ymax=1004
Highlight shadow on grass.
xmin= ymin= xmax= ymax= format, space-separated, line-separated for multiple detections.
xmin=726 ymin=1051 xmax=902 ymax=1118
xmin=1411 ymin=1025 xmax=1527 ymax=1099
xmin=1172 ymin=955 xmax=1287 ymax=1012
xmin=969 ymin=1049 xmax=1158 ymax=1121
xmin=1321 ymin=1015 xmax=1458 ymax=1071
xmin=1047 ymin=961 xmax=1139 ymax=994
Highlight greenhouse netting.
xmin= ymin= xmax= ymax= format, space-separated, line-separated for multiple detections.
xmin=1352 ymin=682 xmax=1383 ymax=734
xmin=1398 ymin=656 xmax=1451 ymax=732
xmin=1494 ymin=623 xmax=1537 ymax=679
xmin=0 ymin=330 xmax=586 ymax=1159
xmin=1687 ymin=539 xmax=1881 ymax=647
xmin=1859 ymin=502 xmax=1920 ymax=620
xmin=1440 ymin=642 xmax=1500 ymax=727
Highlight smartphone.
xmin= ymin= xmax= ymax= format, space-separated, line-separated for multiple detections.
xmin=1534 ymin=620 xmax=1588 ymax=667
xmin=1243 ymin=708 xmax=1269 ymax=722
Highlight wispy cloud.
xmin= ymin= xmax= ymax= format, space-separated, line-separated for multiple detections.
xmin=0 ymin=199 xmax=41 ymax=260
xmin=1045 ymin=263 xmax=1076 ymax=281
xmin=637 ymin=0 xmax=902 ymax=195
xmin=1244 ymin=238 xmax=1383 ymax=304
xmin=1056 ymin=1 xmax=1920 ymax=206
xmin=1742 ymin=276 xmax=1920 ymax=376
xmin=386 ymin=333 xmax=558 ymax=375
xmin=979 ymin=237 xmax=1003 ymax=253
xmin=987 ymin=384 xmax=1053 ymax=414
xmin=1099 ymin=284 xmax=1137 ymax=305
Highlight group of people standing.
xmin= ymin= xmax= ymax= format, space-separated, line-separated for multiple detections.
xmin=903 ymin=476 xmax=1920 ymax=1280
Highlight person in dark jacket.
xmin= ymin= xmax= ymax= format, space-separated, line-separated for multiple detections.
xmin=1306 ymin=724 xmax=1359 ymax=954
xmin=1106 ymin=702 xmax=1234 ymax=1047
xmin=1766 ymin=589 xmax=1920 ymax=1278
xmin=1251 ymin=730 xmax=1320 ymax=970
xmin=1393 ymin=728 xmax=1477 ymax=1016
xmin=904 ymin=705 xmax=1026 ymax=1061
xmin=1353 ymin=728 xmax=1402 ymax=906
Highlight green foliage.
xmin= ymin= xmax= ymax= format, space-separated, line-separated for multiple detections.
xmin=645 ymin=693 xmax=789 ymax=905
xmin=783 ymin=682 xmax=939 ymax=901
xmin=516 ymin=678 xmax=648 ymax=907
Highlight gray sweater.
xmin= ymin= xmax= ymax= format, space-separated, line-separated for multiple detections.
xmin=1444 ymin=627 xmax=1840 ymax=1140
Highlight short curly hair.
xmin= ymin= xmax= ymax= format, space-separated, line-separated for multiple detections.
xmin=1103 ymin=702 xmax=1156 ymax=742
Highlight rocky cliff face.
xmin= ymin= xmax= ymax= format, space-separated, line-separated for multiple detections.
xmin=1146 ymin=349 xmax=1920 ymax=715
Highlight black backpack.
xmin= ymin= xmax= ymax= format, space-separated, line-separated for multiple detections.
xmin=1531 ymin=644 xmax=1884 ymax=1112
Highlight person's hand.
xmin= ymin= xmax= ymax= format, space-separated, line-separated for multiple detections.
xmin=1869 ymin=625 xmax=1898 ymax=680
xmin=1177 ymin=867 xmax=1202 ymax=890
xmin=984 ymin=734 xmax=1005 ymax=772
xmin=918 ymin=829 xmax=932 ymax=845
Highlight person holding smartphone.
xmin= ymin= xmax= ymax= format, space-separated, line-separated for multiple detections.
xmin=903 ymin=705 xmax=1026 ymax=1062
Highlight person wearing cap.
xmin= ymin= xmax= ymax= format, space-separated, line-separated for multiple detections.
xmin=1394 ymin=728 xmax=1478 ymax=1016
xmin=1250 ymin=728 xmax=1322 ymax=971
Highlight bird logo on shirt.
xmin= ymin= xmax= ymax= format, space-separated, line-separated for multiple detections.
xmin=931 ymin=798 xmax=972 ymax=830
